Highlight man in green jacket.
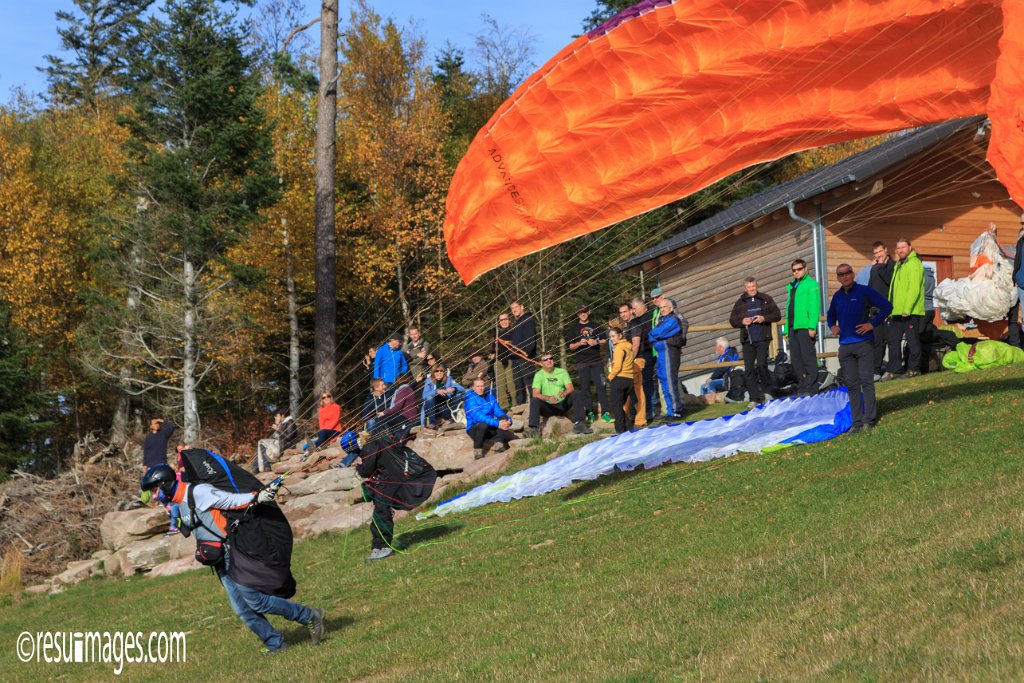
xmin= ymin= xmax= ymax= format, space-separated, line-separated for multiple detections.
xmin=884 ymin=238 xmax=925 ymax=378
xmin=786 ymin=259 xmax=822 ymax=395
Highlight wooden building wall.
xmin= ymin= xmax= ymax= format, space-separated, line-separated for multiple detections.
xmin=822 ymin=136 xmax=1020 ymax=291
xmin=654 ymin=214 xmax=817 ymax=373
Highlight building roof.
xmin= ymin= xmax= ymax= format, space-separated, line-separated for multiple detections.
xmin=614 ymin=116 xmax=986 ymax=271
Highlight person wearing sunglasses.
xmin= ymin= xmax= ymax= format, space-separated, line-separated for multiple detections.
xmin=785 ymin=258 xmax=822 ymax=395
xmin=827 ymin=263 xmax=892 ymax=433
xmin=315 ymin=392 xmax=342 ymax=448
xmin=525 ymin=353 xmax=591 ymax=437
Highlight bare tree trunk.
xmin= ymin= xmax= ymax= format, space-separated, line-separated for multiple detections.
xmin=182 ymin=256 xmax=199 ymax=444
xmin=313 ymin=0 xmax=338 ymax=396
xmin=110 ymin=244 xmax=142 ymax=445
xmin=396 ymin=243 xmax=411 ymax=329
xmin=284 ymin=219 xmax=301 ymax=420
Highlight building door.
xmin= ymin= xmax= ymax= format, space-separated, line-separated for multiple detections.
xmin=919 ymin=255 xmax=953 ymax=326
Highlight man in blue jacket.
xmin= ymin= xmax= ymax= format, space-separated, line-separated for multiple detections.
xmin=648 ymin=298 xmax=687 ymax=418
xmin=373 ymin=334 xmax=409 ymax=387
xmin=464 ymin=377 xmax=514 ymax=460
xmin=827 ymin=263 xmax=893 ymax=433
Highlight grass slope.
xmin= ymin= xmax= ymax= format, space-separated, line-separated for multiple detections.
xmin=2 ymin=365 xmax=1023 ymax=681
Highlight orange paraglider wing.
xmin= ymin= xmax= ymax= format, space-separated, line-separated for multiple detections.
xmin=444 ymin=0 xmax=1012 ymax=284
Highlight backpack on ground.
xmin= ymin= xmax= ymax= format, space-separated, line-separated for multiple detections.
xmin=724 ymin=368 xmax=746 ymax=402
xmin=179 ymin=448 xmax=297 ymax=599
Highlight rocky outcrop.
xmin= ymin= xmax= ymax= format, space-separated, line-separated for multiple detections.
xmin=100 ymin=508 xmax=170 ymax=550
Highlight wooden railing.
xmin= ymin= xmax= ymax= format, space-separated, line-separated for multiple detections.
xmin=679 ymin=320 xmax=837 ymax=373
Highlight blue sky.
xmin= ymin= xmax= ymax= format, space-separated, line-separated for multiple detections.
xmin=0 ymin=0 xmax=597 ymax=99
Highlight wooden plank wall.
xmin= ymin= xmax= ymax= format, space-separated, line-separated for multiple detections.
xmin=654 ymin=217 xmax=816 ymax=372
xmin=823 ymin=138 xmax=1021 ymax=287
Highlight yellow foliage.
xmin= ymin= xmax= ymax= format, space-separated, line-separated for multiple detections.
xmin=0 ymin=546 xmax=24 ymax=596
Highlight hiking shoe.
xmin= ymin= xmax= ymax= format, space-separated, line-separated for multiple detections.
xmin=166 ymin=528 xmax=180 ymax=535
xmin=367 ymin=547 xmax=394 ymax=561
xmin=849 ymin=424 xmax=863 ymax=434
xmin=601 ymin=412 xmax=613 ymax=423
xmin=473 ymin=448 xmax=484 ymax=460
xmin=492 ymin=443 xmax=508 ymax=453
xmin=523 ymin=428 xmax=540 ymax=439
xmin=723 ymin=396 xmax=742 ymax=404
xmin=863 ymin=423 xmax=874 ymax=432
xmin=572 ymin=422 xmax=593 ymax=435
xmin=905 ymin=370 xmax=921 ymax=378
xmin=307 ymin=608 xmax=325 ymax=646
xmin=873 ymin=373 xmax=883 ymax=382
xmin=587 ymin=411 xmax=596 ymax=422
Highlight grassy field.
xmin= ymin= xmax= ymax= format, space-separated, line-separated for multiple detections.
xmin=2 ymin=364 xmax=1023 ymax=681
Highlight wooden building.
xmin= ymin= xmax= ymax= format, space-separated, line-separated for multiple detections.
xmin=614 ymin=116 xmax=1021 ymax=385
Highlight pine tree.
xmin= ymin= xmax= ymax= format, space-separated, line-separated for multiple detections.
xmin=90 ymin=0 xmax=278 ymax=443
xmin=0 ymin=301 xmax=51 ymax=477
xmin=43 ymin=0 xmax=154 ymax=110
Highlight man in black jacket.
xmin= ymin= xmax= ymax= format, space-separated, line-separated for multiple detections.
xmin=867 ymin=241 xmax=895 ymax=374
xmin=1008 ymin=218 xmax=1024 ymax=348
xmin=509 ymin=300 xmax=537 ymax=405
xmin=729 ymin=277 xmax=782 ymax=405
xmin=356 ymin=435 xmax=437 ymax=561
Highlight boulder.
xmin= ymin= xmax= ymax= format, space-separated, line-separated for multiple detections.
xmin=166 ymin=531 xmax=196 ymax=561
xmin=149 ymin=557 xmax=202 ymax=578
xmin=286 ymin=468 xmax=358 ymax=497
xmin=460 ymin=450 xmax=514 ymax=482
xmin=412 ymin=433 xmax=476 ymax=471
xmin=541 ymin=416 xmax=573 ymax=440
xmin=100 ymin=508 xmax=170 ymax=550
xmin=24 ymin=583 xmax=51 ymax=595
xmin=122 ymin=536 xmax=171 ymax=573
xmin=510 ymin=418 xmax=525 ymax=432
xmin=53 ymin=559 xmax=103 ymax=586
xmin=294 ymin=504 xmax=373 ymax=538
xmin=279 ymin=491 xmax=351 ymax=522
xmin=509 ymin=403 xmax=528 ymax=416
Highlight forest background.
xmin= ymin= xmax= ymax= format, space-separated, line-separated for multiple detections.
xmin=0 ymin=0 xmax=873 ymax=477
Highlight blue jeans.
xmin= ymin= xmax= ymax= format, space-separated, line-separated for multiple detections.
xmin=701 ymin=378 xmax=726 ymax=395
xmin=218 ymin=569 xmax=312 ymax=651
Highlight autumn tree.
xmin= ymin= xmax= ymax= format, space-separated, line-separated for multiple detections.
xmin=83 ymin=0 xmax=278 ymax=443
xmin=0 ymin=300 xmax=52 ymax=477
xmin=338 ymin=1 xmax=455 ymax=331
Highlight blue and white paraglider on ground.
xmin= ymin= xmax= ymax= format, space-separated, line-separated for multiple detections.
xmin=419 ymin=389 xmax=852 ymax=519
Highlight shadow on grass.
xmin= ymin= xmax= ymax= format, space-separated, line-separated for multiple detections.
xmin=561 ymin=466 xmax=650 ymax=501
xmin=881 ymin=375 xmax=1024 ymax=416
xmin=395 ymin=523 xmax=463 ymax=548
xmin=285 ymin=614 xmax=355 ymax=646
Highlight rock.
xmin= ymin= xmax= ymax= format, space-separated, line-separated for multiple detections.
xmin=91 ymin=549 xmax=113 ymax=561
xmin=149 ymin=557 xmax=202 ymax=578
xmin=295 ymin=504 xmax=373 ymax=538
xmin=100 ymin=508 xmax=170 ymax=550
xmin=48 ymin=584 xmax=65 ymax=595
xmin=279 ymin=491 xmax=351 ymax=522
xmin=541 ymin=416 xmax=573 ymax=439
xmin=511 ymin=418 xmax=525 ymax=432
xmin=112 ymin=549 xmax=133 ymax=577
xmin=412 ymin=433 xmax=476 ymax=471
xmin=166 ymin=531 xmax=196 ymax=561
xmin=509 ymin=403 xmax=528 ymax=416
xmin=24 ymin=583 xmax=50 ymax=595
xmin=122 ymin=536 xmax=171 ymax=573
xmin=286 ymin=468 xmax=358 ymax=496
xmin=460 ymin=450 xmax=513 ymax=481
xmin=53 ymin=559 xmax=103 ymax=585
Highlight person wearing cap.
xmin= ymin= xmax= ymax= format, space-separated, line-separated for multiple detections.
xmin=649 ymin=287 xmax=666 ymax=326
xmin=526 ymin=352 xmax=591 ymax=436
xmin=462 ymin=350 xmax=490 ymax=387
xmin=565 ymin=304 xmax=610 ymax=424
xmin=373 ymin=334 xmax=409 ymax=387
xmin=827 ymin=263 xmax=892 ymax=432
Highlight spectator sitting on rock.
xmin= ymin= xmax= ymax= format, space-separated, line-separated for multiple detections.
xmin=257 ymin=410 xmax=300 ymax=472
xmin=361 ymin=378 xmax=389 ymax=432
xmin=371 ymin=374 xmax=421 ymax=443
xmin=422 ymin=364 xmax=465 ymax=428
xmin=462 ymin=349 xmax=490 ymax=387
xmin=525 ymin=352 xmax=590 ymax=437
xmin=465 ymin=377 xmax=514 ymax=460
xmin=701 ymin=337 xmax=739 ymax=395
xmin=316 ymin=392 xmax=343 ymax=449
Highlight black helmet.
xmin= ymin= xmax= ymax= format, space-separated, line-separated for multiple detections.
xmin=141 ymin=464 xmax=177 ymax=498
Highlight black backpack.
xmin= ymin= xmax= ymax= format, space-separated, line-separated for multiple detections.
xmin=724 ymin=369 xmax=746 ymax=402
xmin=179 ymin=448 xmax=297 ymax=599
